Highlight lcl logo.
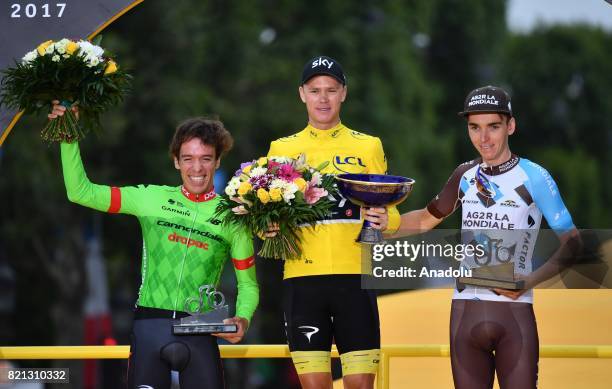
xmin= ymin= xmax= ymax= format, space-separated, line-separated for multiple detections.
xmin=333 ymin=155 xmax=367 ymax=173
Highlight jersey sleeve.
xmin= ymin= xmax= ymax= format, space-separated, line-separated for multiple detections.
xmin=427 ymin=161 xmax=477 ymax=219
xmin=522 ymin=161 xmax=575 ymax=234
xmin=60 ymin=142 xmax=144 ymax=216
xmin=369 ymin=137 xmax=401 ymax=233
xmin=227 ymin=222 xmax=259 ymax=323
xmin=267 ymin=140 xmax=280 ymax=158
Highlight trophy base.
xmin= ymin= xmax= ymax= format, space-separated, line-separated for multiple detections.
xmin=357 ymin=227 xmax=383 ymax=244
xmin=456 ymin=277 xmax=525 ymax=291
xmin=172 ymin=322 xmax=238 ymax=335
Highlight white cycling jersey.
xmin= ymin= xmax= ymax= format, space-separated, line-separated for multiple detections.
xmin=427 ymin=154 xmax=575 ymax=303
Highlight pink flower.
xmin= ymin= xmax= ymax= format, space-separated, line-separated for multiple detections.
xmin=304 ymin=185 xmax=328 ymax=204
xmin=267 ymin=161 xmax=281 ymax=171
xmin=277 ymin=164 xmax=301 ymax=182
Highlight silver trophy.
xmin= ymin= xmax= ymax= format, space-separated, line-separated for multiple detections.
xmin=172 ymin=285 xmax=237 ymax=335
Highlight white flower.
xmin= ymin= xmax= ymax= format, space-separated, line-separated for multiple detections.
xmin=224 ymin=177 xmax=242 ymax=196
xmin=282 ymin=183 xmax=299 ymax=203
xmin=225 ymin=186 xmax=236 ymax=197
xmin=269 ymin=156 xmax=292 ymax=164
xmin=250 ymin=167 xmax=267 ymax=177
xmin=21 ymin=50 xmax=38 ymax=64
xmin=227 ymin=176 xmax=241 ymax=189
xmin=45 ymin=44 xmax=55 ymax=55
xmin=51 ymin=55 xmax=60 ymax=62
xmin=54 ymin=39 xmax=69 ymax=54
xmin=77 ymin=40 xmax=104 ymax=57
xmin=85 ymin=55 xmax=100 ymax=67
xmin=269 ymin=178 xmax=288 ymax=190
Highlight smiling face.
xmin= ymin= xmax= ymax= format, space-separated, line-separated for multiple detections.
xmin=299 ymin=75 xmax=347 ymax=130
xmin=467 ymin=113 xmax=516 ymax=166
xmin=174 ymin=137 xmax=220 ymax=194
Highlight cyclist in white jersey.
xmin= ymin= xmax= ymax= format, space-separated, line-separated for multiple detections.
xmin=380 ymin=86 xmax=580 ymax=388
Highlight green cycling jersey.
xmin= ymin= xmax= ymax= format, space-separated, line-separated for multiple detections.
xmin=60 ymin=142 xmax=258 ymax=322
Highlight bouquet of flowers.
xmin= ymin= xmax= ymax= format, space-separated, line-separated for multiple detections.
xmin=217 ymin=154 xmax=339 ymax=259
xmin=0 ymin=37 xmax=131 ymax=142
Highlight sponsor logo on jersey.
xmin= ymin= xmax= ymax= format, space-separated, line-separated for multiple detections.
xmin=207 ymin=217 xmax=222 ymax=225
xmin=462 ymin=211 xmax=515 ymax=229
xmin=161 ymin=205 xmax=191 ymax=217
xmin=168 ymin=232 xmax=209 ymax=250
xmin=527 ymin=215 xmax=536 ymax=228
xmin=167 ymin=198 xmax=186 ymax=208
xmin=528 ymin=161 xmax=557 ymax=196
xmin=331 ymin=128 xmax=342 ymax=138
xmin=517 ymin=230 xmax=533 ymax=270
xmin=333 ymin=155 xmax=367 ymax=173
xmin=349 ymin=130 xmax=368 ymax=140
xmin=298 ymin=325 xmax=319 ymax=342
xmin=500 ymin=199 xmax=520 ymax=208
xmin=156 ymin=220 xmax=224 ymax=243
xmin=497 ymin=156 xmax=519 ymax=173
xmin=278 ymin=134 xmax=300 ymax=142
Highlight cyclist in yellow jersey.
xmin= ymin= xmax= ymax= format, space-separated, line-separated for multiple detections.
xmin=266 ymin=56 xmax=400 ymax=389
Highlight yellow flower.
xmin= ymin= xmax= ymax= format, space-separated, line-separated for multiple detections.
xmin=256 ymin=188 xmax=270 ymax=204
xmin=66 ymin=41 xmax=78 ymax=55
xmin=293 ymin=177 xmax=307 ymax=192
xmin=104 ymin=60 xmax=118 ymax=75
xmin=37 ymin=40 xmax=53 ymax=56
xmin=269 ymin=188 xmax=282 ymax=202
xmin=257 ymin=157 xmax=267 ymax=166
xmin=242 ymin=164 xmax=253 ymax=174
xmin=237 ymin=182 xmax=252 ymax=196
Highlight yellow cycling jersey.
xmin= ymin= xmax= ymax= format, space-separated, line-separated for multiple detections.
xmin=267 ymin=122 xmax=400 ymax=279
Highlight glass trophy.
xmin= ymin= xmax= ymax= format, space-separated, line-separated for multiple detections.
xmin=172 ymin=284 xmax=238 ymax=335
xmin=335 ymin=173 xmax=415 ymax=243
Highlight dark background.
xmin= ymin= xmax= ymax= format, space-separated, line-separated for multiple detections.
xmin=1 ymin=1 xmax=611 ymax=388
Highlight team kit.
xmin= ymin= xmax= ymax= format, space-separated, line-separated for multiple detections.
xmin=50 ymin=56 xmax=578 ymax=389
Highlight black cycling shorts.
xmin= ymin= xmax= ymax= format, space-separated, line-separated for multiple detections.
xmin=450 ymin=299 xmax=539 ymax=389
xmin=283 ymin=274 xmax=380 ymax=354
xmin=127 ymin=307 xmax=225 ymax=389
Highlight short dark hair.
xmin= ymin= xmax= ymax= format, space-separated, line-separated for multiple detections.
xmin=169 ymin=117 xmax=233 ymax=160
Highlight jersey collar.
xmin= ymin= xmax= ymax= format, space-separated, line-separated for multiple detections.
xmin=305 ymin=122 xmax=346 ymax=139
xmin=180 ymin=186 xmax=217 ymax=202
xmin=479 ymin=154 xmax=520 ymax=176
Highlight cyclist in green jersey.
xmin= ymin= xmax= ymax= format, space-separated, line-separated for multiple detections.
xmin=49 ymin=102 xmax=259 ymax=389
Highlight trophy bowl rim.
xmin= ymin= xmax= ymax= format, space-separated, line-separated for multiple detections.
xmin=335 ymin=173 xmax=416 ymax=187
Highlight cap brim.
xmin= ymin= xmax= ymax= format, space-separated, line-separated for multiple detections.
xmin=458 ymin=109 xmax=512 ymax=117
xmin=302 ymin=72 xmax=345 ymax=85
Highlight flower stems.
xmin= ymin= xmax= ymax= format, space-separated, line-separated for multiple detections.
xmin=40 ymin=103 xmax=84 ymax=142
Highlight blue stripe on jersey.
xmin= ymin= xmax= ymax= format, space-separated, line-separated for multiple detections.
xmin=460 ymin=176 xmax=470 ymax=193
xmin=518 ymin=159 xmax=575 ymax=233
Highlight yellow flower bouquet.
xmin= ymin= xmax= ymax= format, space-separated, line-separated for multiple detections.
xmin=0 ymin=37 xmax=131 ymax=142
xmin=216 ymin=155 xmax=339 ymax=259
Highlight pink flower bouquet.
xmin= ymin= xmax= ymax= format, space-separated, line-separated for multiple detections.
xmin=217 ymin=154 xmax=338 ymax=259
